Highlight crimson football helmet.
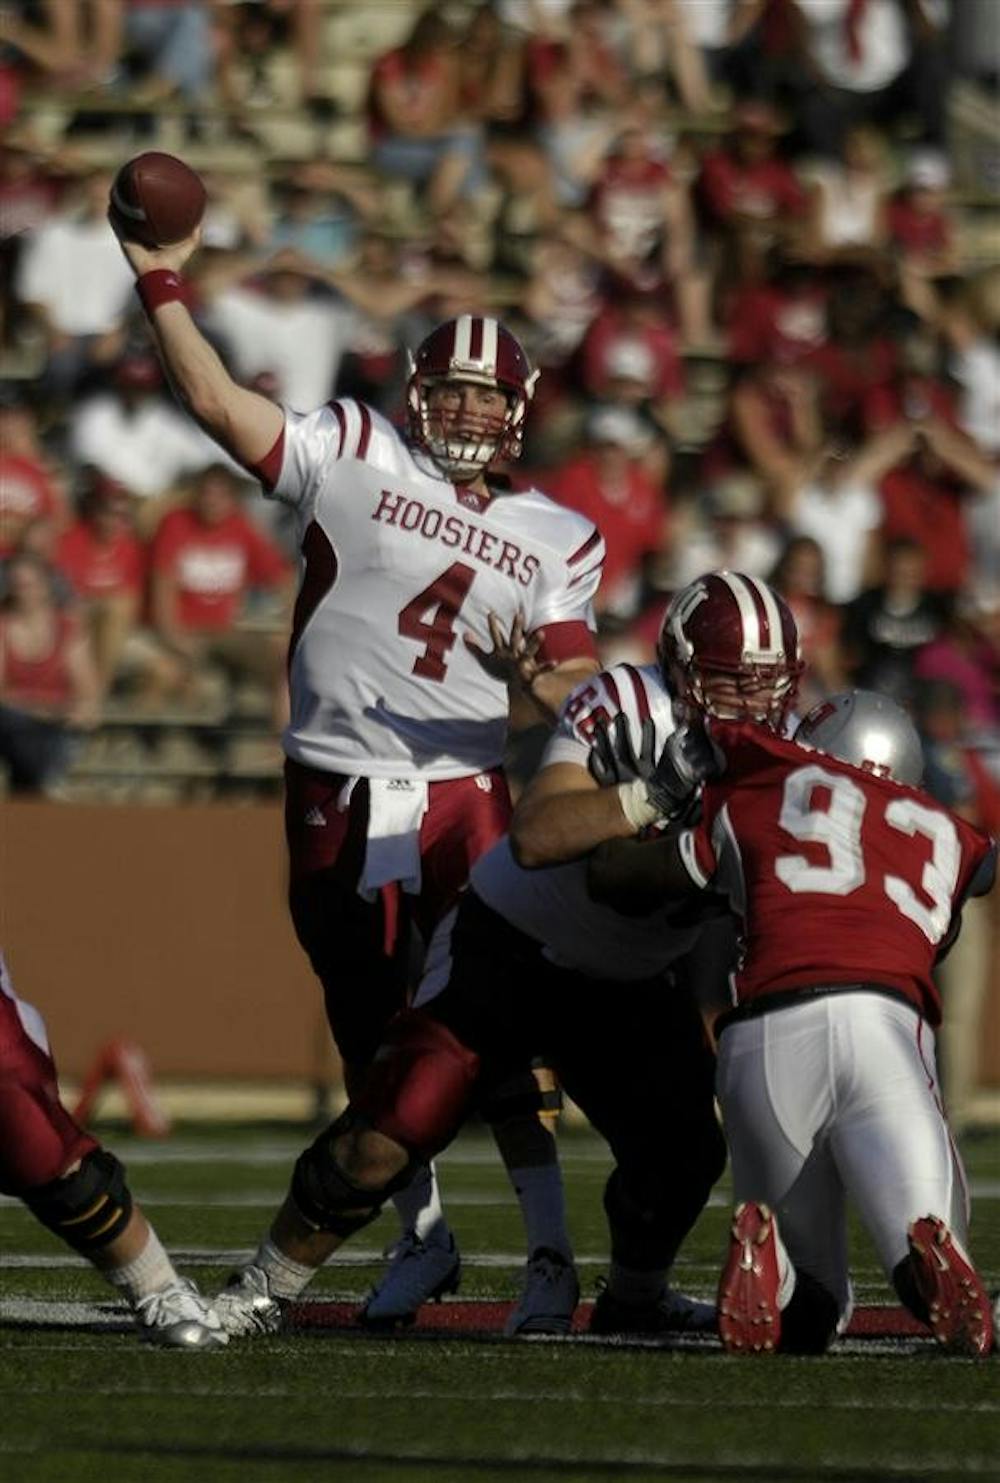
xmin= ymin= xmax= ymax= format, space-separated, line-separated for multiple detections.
xmin=659 ymin=570 xmax=802 ymax=731
xmin=406 ymin=316 xmax=539 ymax=480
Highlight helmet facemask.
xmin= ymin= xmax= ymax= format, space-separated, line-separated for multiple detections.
xmin=405 ymin=316 xmax=538 ymax=482
xmin=408 ymin=374 xmax=526 ymax=480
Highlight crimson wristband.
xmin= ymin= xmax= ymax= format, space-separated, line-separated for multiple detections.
xmin=136 ymin=270 xmax=185 ymax=316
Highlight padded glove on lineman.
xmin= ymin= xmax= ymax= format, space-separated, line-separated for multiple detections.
xmin=647 ymin=723 xmax=721 ymax=814
xmin=614 ymin=722 xmax=722 ymax=830
xmin=588 ymin=713 xmax=657 ymax=786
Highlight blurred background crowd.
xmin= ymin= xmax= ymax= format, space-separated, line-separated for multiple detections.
xmin=0 ymin=0 xmax=997 ymax=811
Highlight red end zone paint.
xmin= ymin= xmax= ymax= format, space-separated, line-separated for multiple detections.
xmin=286 ymin=1300 xmax=929 ymax=1339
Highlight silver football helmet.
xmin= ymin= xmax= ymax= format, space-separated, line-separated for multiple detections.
xmin=794 ymin=690 xmax=924 ymax=786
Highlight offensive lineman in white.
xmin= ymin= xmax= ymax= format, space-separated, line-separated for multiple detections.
xmin=111 ymin=214 xmax=605 ymax=1328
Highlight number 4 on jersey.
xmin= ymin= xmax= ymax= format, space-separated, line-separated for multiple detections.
xmin=398 ymin=562 xmax=477 ymax=681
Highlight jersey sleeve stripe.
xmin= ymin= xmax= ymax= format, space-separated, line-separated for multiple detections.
xmin=567 ymin=529 xmax=602 ymax=567
xmin=356 ymin=403 xmax=372 ymax=460
xmin=328 ymin=400 xmax=347 ymax=458
xmin=603 ymin=670 xmax=622 ymax=715
xmin=535 ymin=620 xmax=598 ymax=665
xmin=248 ymin=424 xmax=286 ymax=492
xmin=567 ymin=559 xmax=603 ymax=589
xmin=621 ymin=664 xmax=651 ymax=723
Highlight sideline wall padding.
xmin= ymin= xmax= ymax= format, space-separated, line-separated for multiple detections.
xmin=1 ymin=801 xmax=328 ymax=1078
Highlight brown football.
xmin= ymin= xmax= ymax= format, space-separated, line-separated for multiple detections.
xmin=110 ymin=152 xmax=206 ymax=248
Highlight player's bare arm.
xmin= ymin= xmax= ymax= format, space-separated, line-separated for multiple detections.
xmin=108 ymin=224 xmax=284 ymax=470
xmin=510 ymin=761 xmax=645 ymax=869
xmin=586 ymin=833 xmax=694 ymax=916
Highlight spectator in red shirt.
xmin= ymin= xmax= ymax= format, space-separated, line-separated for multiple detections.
xmin=887 ymin=151 xmax=958 ymax=279
xmin=578 ymin=125 xmax=713 ymax=348
xmin=580 ymin=284 xmax=685 ymax=439
xmin=149 ymin=464 xmax=293 ymax=718
xmin=878 ymin=417 xmax=996 ymax=597
xmin=54 ymin=471 xmax=149 ymax=698
xmin=725 ymin=250 xmax=828 ymax=366
xmin=0 ymin=391 xmax=66 ymax=558
xmin=544 ymin=405 xmax=669 ymax=623
xmin=696 ymin=98 xmax=807 ymax=283
xmin=0 ymin=550 xmax=99 ymax=792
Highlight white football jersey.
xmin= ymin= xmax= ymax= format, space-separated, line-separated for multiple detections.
xmin=470 ymin=663 xmax=706 ymax=980
xmin=268 ymin=400 xmax=604 ymax=779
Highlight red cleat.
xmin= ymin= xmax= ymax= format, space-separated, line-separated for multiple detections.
xmin=717 ymin=1202 xmax=783 ymax=1355
xmin=907 ymin=1216 xmax=993 ymax=1358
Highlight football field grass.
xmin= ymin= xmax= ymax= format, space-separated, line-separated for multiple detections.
xmin=2 ymin=1122 xmax=998 ymax=1482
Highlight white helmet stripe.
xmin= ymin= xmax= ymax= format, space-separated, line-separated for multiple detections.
xmin=748 ymin=574 xmax=784 ymax=657
xmin=480 ymin=317 xmax=498 ymax=372
xmin=453 ymin=315 xmax=473 ymax=364
xmin=717 ymin=571 xmax=782 ymax=658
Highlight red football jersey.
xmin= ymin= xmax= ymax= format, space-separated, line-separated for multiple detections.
xmin=678 ymin=720 xmax=995 ymax=1024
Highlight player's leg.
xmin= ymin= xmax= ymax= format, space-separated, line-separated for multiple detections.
xmin=214 ymin=1006 xmax=483 ymax=1335
xmin=413 ymin=777 xmax=577 ymax=1334
xmin=281 ymin=764 xmax=462 ymax=1321
xmin=414 ymin=883 xmax=579 ymax=1335
xmin=555 ymin=974 xmax=726 ymax=1335
xmin=716 ymin=1004 xmax=848 ymax=1354
xmin=0 ymin=960 xmax=225 ymax=1348
xmin=831 ymin=995 xmax=993 ymax=1357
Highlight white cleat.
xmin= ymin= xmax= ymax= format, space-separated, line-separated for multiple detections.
xmin=505 ymin=1247 xmax=580 ymax=1337
xmin=359 ymin=1233 xmax=460 ymax=1328
xmin=213 ymin=1265 xmax=283 ymax=1338
xmin=134 ymin=1277 xmax=229 ymax=1350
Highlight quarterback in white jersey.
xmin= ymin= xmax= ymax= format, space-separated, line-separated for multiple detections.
xmin=113 ymin=213 xmax=604 ymax=1333
xmin=271 ymin=393 xmax=604 ymax=779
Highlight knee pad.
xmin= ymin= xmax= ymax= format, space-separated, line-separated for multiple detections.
xmin=779 ymin=1268 xmax=840 ymax=1355
xmin=291 ymin=1113 xmax=416 ymax=1238
xmin=352 ymin=1010 xmax=481 ymax=1161
xmin=23 ymin=1149 xmax=132 ymax=1254
xmin=479 ymin=1061 xmax=563 ymax=1129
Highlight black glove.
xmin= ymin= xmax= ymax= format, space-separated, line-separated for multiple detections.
xmin=588 ymin=713 xmax=657 ymax=787
xmin=644 ymin=723 xmax=722 ymax=818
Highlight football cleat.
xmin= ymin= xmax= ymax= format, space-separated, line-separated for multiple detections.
xmin=590 ymin=1281 xmax=716 ymax=1336
xmin=213 ymin=1264 xmax=283 ymax=1337
xmin=717 ymin=1202 xmax=783 ymax=1354
xmin=504 ymin=1247 xmax=580 ymax=1337
xmin=907 ymin=1216 xmax=993 ymax=1357
xmin=134 ymin=1277 xmax=229 ymax=1349
xmin=359 ymin=1233 xmax=460 ymax=1328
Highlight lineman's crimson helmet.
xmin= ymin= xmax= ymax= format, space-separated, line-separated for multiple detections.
xmin=406 ymin=316 xmax=539 ymax=479
xmin=659 ymin=570 xmax=802 ymax=731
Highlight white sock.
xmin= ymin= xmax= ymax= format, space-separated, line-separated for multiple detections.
xmin=507 ymin=1164 xmax=573 ymax=1263
xmin=391 ymin=1161 xmax=450 ymax=1247
xmin=103 ymin=1229 xmax=177 ymax=1305
xmin=606 ymin=1261 xmax=667 ymax=1307
xmin=254 ymin=1235 xmax=320 ymax=1300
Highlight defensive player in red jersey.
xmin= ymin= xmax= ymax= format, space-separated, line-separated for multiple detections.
xmin=0 ymin=951 xmax=226 ymax=1347
xmin=589 ymin=690 xmax=997 ymax=1357
xmin=110 ymin=212 xmax=605 ymax=1328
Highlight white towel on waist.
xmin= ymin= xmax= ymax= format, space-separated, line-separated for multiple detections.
xmin=358 ymin=777 xmax=429 ymax=901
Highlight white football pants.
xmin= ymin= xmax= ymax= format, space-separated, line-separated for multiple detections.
xmin=716 ymin=992 xmax=971 ymax=1318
